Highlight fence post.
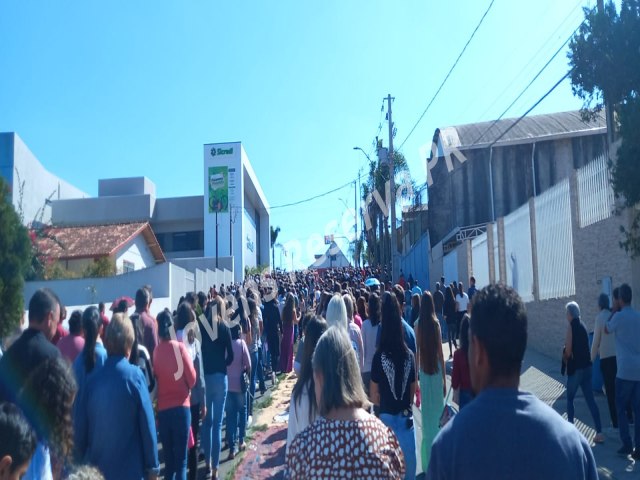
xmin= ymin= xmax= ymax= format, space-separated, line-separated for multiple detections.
xmin=529 ymin=198 xmax=539 ymax=301
xmin=488 ymin=223 xmax=496 ymax=284
xmin=497 ymin=217 xmax=507 ymax=283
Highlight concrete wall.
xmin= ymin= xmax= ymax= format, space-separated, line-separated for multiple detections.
xmin=0 ymin=133 xmax=87 ymax=225
xmin=52 ymin=195 xmax=155 ymax=226
xmin=24 ymin=262 xmax=172 ymax=311
xmin=116 ymin=235 xmax=157 ymax=272
xmin=99 ymin=177 xmax=156 ymax=197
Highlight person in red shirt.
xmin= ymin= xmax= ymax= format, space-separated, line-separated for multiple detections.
xmin=153 ymin=309 xmax=196 ymax=480
xmin=451 ymin=314 xmax=474 ymax=409
xmin=56 ymin=309 xmax=84 ymax=363
xmin=51 ymin=304 xmax=68 ymax=345
xmin=98 ymin=302 xmax=110 ymax=341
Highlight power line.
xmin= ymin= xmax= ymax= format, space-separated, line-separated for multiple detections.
xmin=472 ymin=0 xmax=586 ymax=122
xmin=487 ymin=71 xmax=572 ymax=149
xmin=269 ymin=172 xmax=368 ymax=210
xmin=470 ymin=6 xmax=595 ymax=146
xmin=397 ymin=0 xmax=496 ymax=151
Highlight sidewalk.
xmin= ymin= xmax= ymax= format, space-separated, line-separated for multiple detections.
xmin=519 ymin=348 xmax=637 ymax=479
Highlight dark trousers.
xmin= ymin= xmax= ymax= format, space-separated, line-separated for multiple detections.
xmin=446 ymin=319 xmax=457 ymax=353
xmin=601 ymin=356 xmax=620 ymax=428
xmin=158 ymin=406 xmax=191 ymax=480
xmin=256 ymin=346 xmax=266 ymax=391
xmin=188 ymin=403 xmax=200 ymax=480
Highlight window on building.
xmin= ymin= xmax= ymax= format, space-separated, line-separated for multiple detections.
xmin=123 ymin=260 xmax=135 ymax=273
xmin=155 ymin=230 xmax=204 ymax=253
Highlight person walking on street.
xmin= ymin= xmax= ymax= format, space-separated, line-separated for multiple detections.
xmin=605 ymin=284 xmax=640 ymax=458
xmin=563 ymin=302 xmax=605 ymax=444
xmin=444 ymin=286 xmax=457 ymax=357
xmin=428 ymin=285 xmax=598 ymax=479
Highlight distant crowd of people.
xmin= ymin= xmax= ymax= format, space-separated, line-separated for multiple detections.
xmin=0 ymin=264 xmax=638 ymax=479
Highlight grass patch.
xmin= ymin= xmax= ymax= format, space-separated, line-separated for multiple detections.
xmin=253 ymin=423 xmax=268 ymax=432
xmin=255 ymin=395 xmax=273 ymax=410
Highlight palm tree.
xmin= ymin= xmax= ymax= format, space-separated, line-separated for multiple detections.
xmin=270 ymin=226 xmax=281 ymax=270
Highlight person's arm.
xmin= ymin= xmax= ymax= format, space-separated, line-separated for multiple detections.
xmin=181 ymin=343 xmax=197 ymax=389
xmin=409 ymin=380 xmax=416 ymax=406
xmin=243 ymin=341 xmax=251 ymax=373
xmin=135 ymin=372 xmax=160 ymax=480
xmin=438 ymin=325 xmax=447 ymax=397
xmin=563 ymin=324 xmax=573 ymax=359
xmin=369 ymin=381 xmax=380 ymax=406
xmin=224 ymin=326 xmax=235 ymax=366
xmin=356 ymin=328 xmax=364 ymax=370
xmin=605 ymin=311 xmax=617 ymax=335
xmin=591 ymin=317 xmax=602 ymax=362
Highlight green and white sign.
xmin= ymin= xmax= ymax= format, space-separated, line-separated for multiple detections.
xmin=208 ymin=166 xmax=229 ymax=213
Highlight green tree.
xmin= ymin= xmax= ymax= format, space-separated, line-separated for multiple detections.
xmin=0 ymin=177 xmax=32 ymax=338
xmin=568 ymin=0 xmax=640 ymax=256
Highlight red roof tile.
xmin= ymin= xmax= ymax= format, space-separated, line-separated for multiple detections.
xmin=36 ymin=222 xmax=165 ymax=263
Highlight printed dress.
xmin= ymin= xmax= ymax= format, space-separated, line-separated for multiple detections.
xmin=286 ymin=415 xmax=405 ymax=480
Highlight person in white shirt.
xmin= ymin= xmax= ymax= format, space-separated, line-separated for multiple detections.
xmin=456 ymin=282 xmax=470 ymax=343
xmin=286 ymin=316 xmax=328 ymax=452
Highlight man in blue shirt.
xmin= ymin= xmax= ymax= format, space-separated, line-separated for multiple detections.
xmin=605 ymin=283 xmax=640 ymax=457
xmin=75 ymin=313 xmax=159 ymax=480
xmin=428 ymin=284 xmax=597 ymax=480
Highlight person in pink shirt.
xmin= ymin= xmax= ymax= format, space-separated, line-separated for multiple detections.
xmin=153 ymin=309 xmax=196 ymax=480
xmin=57 ymin=309 xmax=84 ymax=363
xmin=225 ymin=324 xmax=251 ymax=460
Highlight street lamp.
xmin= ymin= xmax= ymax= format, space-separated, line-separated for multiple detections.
xmin=353 ymin=146 xmax=372 ymax=163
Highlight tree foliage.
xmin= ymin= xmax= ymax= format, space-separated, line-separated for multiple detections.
xmin=0 ymin=177 xmax=31 ymax=338
xmin=568 ymin=0 xmax=640 ymax=256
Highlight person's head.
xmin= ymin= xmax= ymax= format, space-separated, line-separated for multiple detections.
xmin=197 ymin=291 xmax=207 ymax=310
xmin=435 ymin=282 xmax=440 ymax=292
xmin=157 ymin=309 xmax=174 ymax=341
xmin=612 ymin=287 xmax=621 ymax=310
xmin=325 ymin=294 xmax=348 ymax=330
xmin=185 ymin=292 xmax=197 ymax=308
xmin=342 ymin=294 xmax=354 ymax=321
xmin=98 ymin=302 xmax=105 ymax=314
xmin=460 ymin=314 xmax=470 ymax=355
xmin=392 ymin=285 xmax=405 ymax=310
xmin=356 ymin=296 xmax=368 ymax=320
xmin=417 ymin=291 xmax=439 ymax=374
xmin=230 ymin=324 xmax=241 ymax=341
xmin=470 ymin=276 xmax=476 ymax=286
xmin=367 ymin=293 xmax=381 ymax=327
xmin=282 ymin=293 xmax=296 ymax=325
xmin=27 ymin=288 xmax=60 ymax=340
xmin=19 ymin=358 xmax=76 ymax=463
xmin=82 ymin=306 xmax=102 ymax=374
xmin=312 ymin=328 xmax=369 ymax=416
xmin=411 ymin=293 xmax=421 ymax=311
xmin=620 ymin=283 xmax=633 ymax=306
xmin=209 ymin=296 xmax=225 ymax=323
xmin=468 ymin=284 xmax=527 ymax=393
xmin=445 ymin=285 xmax=455 ymax=302
xmin=379 ymin=292 xmax=408 ymax=357
xmin=458 ymin=282 xmax=464 ymax=294
xmin=105 ymin=313 xmax=135 ymax=358
xmin=135 ymin=288 xmax=151 ymax=312
xmin=0 ymin=403 xmax=36 ymax=480
xmin=292 ymin=315 xmax=328 ymax=421
xmin=68 ymin=309 xmax=83 ymax=336
xmin=565 ymin=301 xmax=581 ymax=322
xmin=598 ymin=293 xmax=610 ymax=311
xmin=175 ymin=302 xmax=195 ymax=331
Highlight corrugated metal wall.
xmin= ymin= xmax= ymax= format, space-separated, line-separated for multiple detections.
xmin=534 ymin=178 xmax=575 ymax=300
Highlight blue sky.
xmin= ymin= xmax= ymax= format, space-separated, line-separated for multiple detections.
xmin=0 ymin=0 xmax=597 ymax=269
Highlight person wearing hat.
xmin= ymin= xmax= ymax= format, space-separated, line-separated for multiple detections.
xmin=153 ymin=309 xmax=197 ymax=480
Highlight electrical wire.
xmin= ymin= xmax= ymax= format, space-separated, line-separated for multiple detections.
xmin=469 ymin=5 xmax=596 ymax=147
xmin=397 ymin=0 xmax=496 ymax=151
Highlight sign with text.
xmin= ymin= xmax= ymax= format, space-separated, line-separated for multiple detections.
xmin=208 ymin=166 xmax=229 ymax=213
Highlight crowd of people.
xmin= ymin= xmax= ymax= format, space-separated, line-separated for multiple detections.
xmin=0 ymin=264 xmax=638 ymax=479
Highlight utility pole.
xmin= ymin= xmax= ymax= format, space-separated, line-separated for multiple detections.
xmin=215 ymin=209 xmax=219 ymax=269
xmin=386 ymin=93 xmax=398 ymax=282
xmin=353 ymin=179 xmax=357 ymax=266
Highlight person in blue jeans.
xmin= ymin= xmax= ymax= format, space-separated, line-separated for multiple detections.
xmin=198 ymin=297 xmax=234 ymax=479
xmin=370 ymin=292 xmax=417 ymax=480
xmin=225 ymin=325 xmax=251 ymax=459
xmin=563 ymin=301 xmax=604 ymax=443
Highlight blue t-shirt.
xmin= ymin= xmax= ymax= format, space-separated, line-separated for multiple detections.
xmin=375 ymin=318 xmax=416 ymax=354
xmin=607 ymin=306 xmax=640 ymax=381
xmin=428 ymin=388 xmax=597 ymax=480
